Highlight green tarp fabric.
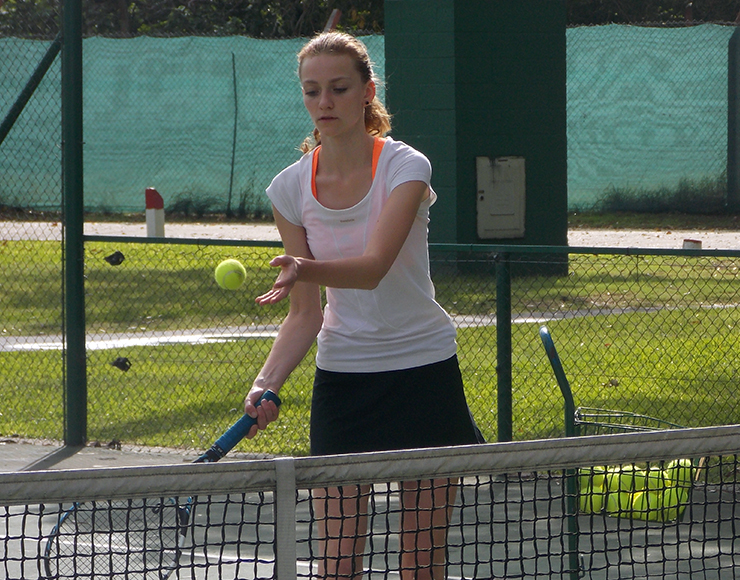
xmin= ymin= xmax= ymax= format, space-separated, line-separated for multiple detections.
xmin=0 ymin=26 xmax=731 ymax=212
xmin=567 ymin=24 xmax=730 ymax=209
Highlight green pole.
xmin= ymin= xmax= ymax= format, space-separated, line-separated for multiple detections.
xmin=495 ymin=253 xmax=512 ymax=442
xmin=62 ymin=0 xmax=87 ymax=446
xmin=0 ymin=31 xmax=62 ymax=147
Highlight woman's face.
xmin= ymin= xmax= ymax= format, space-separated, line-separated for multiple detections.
xmin=300 ymin=53 xmax=375 ymax=140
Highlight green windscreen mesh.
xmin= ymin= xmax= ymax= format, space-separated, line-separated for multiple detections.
xmin=567 ymin=24 xmax=731 ymax=209
xmin=1 ymin=35 xmax=385 ymax=214
xmin=0 ymin=37 xmax=61 ymax=210
xmin=0 ymin=26 xmax=732 ymax=213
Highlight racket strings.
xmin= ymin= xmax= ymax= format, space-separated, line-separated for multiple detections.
xmin=46 ymin=498 xmax=184 ymax=578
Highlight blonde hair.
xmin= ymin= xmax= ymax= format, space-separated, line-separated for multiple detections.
xmin=298 ymin=31 xmax=391 ymax=153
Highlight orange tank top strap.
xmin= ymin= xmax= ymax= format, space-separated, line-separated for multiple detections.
xmin=311 ymin=138 xmax=387 ymax=200
xmin=311 ymin=145 xmax=321 ymax=199
xmin=371 ymin=136 xmax=386 ymax=179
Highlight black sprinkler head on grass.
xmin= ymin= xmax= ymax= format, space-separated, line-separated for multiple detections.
xmin=104 ymin=251 xmax=125 ymax=266
xmin=111 ymin=357 xmax=131 ymax=372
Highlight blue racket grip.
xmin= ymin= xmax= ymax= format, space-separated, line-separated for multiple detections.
xmin=196 ymin=390 xmax=281 ymax=463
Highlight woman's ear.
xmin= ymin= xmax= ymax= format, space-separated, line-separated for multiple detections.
xmin=364 ymin=79 xmax=376 ymax=106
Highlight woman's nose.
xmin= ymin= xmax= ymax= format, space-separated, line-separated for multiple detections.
xmin=319 ymin=92 xmax=333 ymax=109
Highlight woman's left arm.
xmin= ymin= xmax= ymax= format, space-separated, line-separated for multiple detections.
xmin=256 ymin=180 xmax=428 ymax=305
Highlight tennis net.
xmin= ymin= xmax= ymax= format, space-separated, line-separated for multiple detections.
xmin=2 ymin=424 xmax=739 ymax=579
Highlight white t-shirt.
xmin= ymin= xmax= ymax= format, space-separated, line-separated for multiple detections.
xmin=266 ymin=137 xmax=457 ymax=373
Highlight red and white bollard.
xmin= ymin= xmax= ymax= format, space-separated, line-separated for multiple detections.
xmin=145 ymin=187 xmax=165 ymax=237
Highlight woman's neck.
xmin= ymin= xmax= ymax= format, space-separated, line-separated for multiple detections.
xmin=318 ymin=132 xmax=375 ymax=176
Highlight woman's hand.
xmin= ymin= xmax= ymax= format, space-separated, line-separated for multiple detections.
xmin=255 ymin=254 xmax=300 ymax=305
xmin=243 ymin=386 xmax=281 ymax=439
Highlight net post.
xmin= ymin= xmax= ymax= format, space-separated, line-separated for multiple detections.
xmin=563 ymin=468 xmax=581 ymax=580
xmin=274 ymin=457 xmax=297 ymax=580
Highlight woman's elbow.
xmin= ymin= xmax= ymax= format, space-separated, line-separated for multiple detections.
xmin=309 ymin=309 xmax=324 ymax=333
xmin=359 ymin=264 xmax=390 ymax=290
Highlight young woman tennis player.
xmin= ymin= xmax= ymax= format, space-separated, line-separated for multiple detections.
xmin=244 ymin=31 xmax=482 ymax=580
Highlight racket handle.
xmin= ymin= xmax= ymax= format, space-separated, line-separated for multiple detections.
xmin=195 ymin=390 xmax=281 ymax=463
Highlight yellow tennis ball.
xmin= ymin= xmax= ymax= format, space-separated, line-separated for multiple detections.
xmin=605 ymin=491 xmax=631 ymax=517
xmin=631 ymin=490 xmax=660 ymax=521
xmin=215 ymin=259 xmax=246 ymax=290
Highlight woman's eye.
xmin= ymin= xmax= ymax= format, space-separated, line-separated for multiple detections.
xmin=333 ymin=87 xmax=347 ymax=94
xmin=303 ymin=90 xmax=318 ymax=97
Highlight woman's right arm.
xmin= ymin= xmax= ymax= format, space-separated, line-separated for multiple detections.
xmin=243 ymin=207 xmax=323 ymax=435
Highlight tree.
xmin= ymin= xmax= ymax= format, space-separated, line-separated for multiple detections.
xmin=567 ymin=0 xmax=740 ymax=25
xmin=3 ymin=1 xmax=739 ymax=39
xmin=0 ymin=0 xmax=384 ymax=38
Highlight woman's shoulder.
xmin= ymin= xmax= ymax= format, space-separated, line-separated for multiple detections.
xmin=269 ymin=150 xmax=313 ymax=188
xmin=266 ymin=151 xmax=314 ymax=226
xmin=380 ymin=137 xmax=432 ymax=178
xmin=382 ymin=136 xmax=428 ymax=160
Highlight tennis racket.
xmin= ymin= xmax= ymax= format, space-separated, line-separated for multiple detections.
xmin=42 ymin=390 xmax=281 ymax=579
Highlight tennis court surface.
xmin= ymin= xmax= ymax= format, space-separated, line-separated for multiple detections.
xmin=2 ymin=425 xmax=739 ymax=579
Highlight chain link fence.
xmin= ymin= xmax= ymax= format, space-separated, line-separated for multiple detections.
xmin=3 ymin=237 xmax=739 ymax=455
xmin=2 ymin=11 xmax=739 ymax=455
xmin=1 ymin=5 xmax=63 ymax=440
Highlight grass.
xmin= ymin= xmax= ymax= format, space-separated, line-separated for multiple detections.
xmin=1 ymin=241 xmax=288 ymax=336
xmin=2 ymin=236 xmax=740 ymax=455
xmin=3 ymin=307 xmax=737 ymax=454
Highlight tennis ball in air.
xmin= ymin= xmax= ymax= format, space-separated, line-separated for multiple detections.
xmin=215 ymin=259 xmax=246 ymax=290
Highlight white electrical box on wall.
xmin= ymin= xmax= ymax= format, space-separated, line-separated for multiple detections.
xmin=476 ymin=156 xmax=526 ymax=239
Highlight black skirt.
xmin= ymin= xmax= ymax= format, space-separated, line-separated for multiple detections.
xmin=310 ymin=355 xmax=484 ymax=456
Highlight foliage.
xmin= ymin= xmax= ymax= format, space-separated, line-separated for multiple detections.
xmin=567 ymin=0 xmax=740 ymax=25
xmin=597 ymin=173 xmax=728 ymax=214
xmin=0 ymin=0 xmax=383 ymax=38
xmin=3 ymin=0 xmax=739 ymax=39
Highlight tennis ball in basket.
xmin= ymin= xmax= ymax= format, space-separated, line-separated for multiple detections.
xmin=661 ymin=486 xmax=690 ymax=521
xmin=215 ymin=259 xmax=246 ymax=290
xmin=578 ymin=467 xmax=607 ymax=513
xmin=645 ymin=467 xmax=667 ymax=492
xmin=606 ymin=466 xmax=633 ymax=493
xmin=579 ymin=466 xmax=607 ymax=490
xmin=631 ymin=490 xmax=660 ymax=521
xmin=630 ymin=468 xmax=647 ymax=492
xmin=605 ymin=490 xmax=632 ymax=516
xmin=579 ymin=480 xmax=606 ymax=514
xmin=665 ymin=459 xmax=693 ymax=488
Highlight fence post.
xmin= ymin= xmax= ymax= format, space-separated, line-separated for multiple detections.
xmin=62 ymin=0 xmax=87 ymax=446
xmin=495 ymin=253 xmax=513 ymax=442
